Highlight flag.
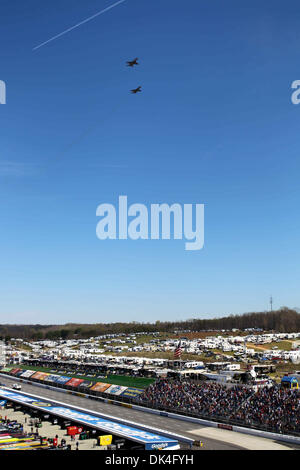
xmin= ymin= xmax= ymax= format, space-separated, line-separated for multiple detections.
xmin=174 ymin=341 xmax=182 ymax=359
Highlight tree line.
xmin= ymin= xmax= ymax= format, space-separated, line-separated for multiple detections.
xmin=0 ymin=308 xmax=299 ymax=341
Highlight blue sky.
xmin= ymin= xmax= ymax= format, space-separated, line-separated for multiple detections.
xmin=0 ymin=0 xmax=299 ymax=324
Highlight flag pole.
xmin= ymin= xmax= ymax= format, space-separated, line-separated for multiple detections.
xmin=174 ymin=340 xmax=183 ymax=380
xmin=180 ymin=352 xmax=182 ymax=381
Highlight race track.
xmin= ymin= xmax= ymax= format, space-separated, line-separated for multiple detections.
xmin=0 ymin=375 xmax=296 ymax=451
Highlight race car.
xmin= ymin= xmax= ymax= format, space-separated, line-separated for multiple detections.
xmin=12 ymin=383 xmax=21 ymax=390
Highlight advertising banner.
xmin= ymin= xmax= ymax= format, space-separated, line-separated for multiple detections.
xmin=45 ymin=375 xmax=61 ymax=383
xmin=90 ymin=382 xmax=111 ymax=393
xmin=105 ymin=385 xmax=128 ymax=396
xmin=9 ymin=369 xmax=21 ymax=376
xmin=14 ymin=370 xmax=24 ymax=377
xmin=65 ymin=378 xmax=84 ymax=388
xmin=52 ymin=375 xmax=72 ymax=385
xmin=79 ymin=381 xmax=93 ymax=389
xmin=31 ymin=372 xmax=49 ymax=381
xmin=120 ymin=387 xmax=145 ymax=399
xmin=19 ymin=370 xmax=36 ymax=379
xmin=38 ymin=373 xmax=50 ymax=381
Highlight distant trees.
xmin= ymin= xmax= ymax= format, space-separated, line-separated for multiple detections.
xmin=0 ymin=308 xmax=299 ymax=340
xmin=31 ymin=331 xmax=44 ymax=341
xmin=60 ymin=329 xmax=70 ymax=340
xmin=45 ymin=330 xmax=60 ymax=340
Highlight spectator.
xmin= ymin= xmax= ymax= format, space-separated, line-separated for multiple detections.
xmin=137 ymin=379 xmax=300 ymax=435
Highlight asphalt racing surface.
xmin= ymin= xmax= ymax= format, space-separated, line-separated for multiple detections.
xmin=0 ymin=375 xmax=296 ymax=450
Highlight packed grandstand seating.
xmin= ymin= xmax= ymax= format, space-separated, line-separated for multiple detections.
xmin=137 ymin=379 xmax=300 ymax=435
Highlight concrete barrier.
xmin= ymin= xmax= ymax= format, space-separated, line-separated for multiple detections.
xmin=230 ymin=423 xmax=300 ymax=446
xmin=121 ymin=403 xmax=133 ymax=409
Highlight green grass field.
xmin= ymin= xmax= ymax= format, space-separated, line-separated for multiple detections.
xmin=7 ymin=364 xmax=154 ymax=389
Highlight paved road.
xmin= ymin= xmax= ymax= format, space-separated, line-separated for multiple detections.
xmin=0 ymin=375 xmax=296 ymax=451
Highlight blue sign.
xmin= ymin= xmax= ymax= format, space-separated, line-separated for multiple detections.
xmin=45 ymin=374 xmax=61 ymax=383
xmin=120 ymin=387 xmax=144 ymax=398
xmin=51 ymin=376 xmax=71 ymax=384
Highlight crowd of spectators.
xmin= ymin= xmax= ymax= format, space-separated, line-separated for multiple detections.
xmin=237 ymin=386 xmax=300 ymax=433
xmin=138 ymin=379 xmax=300 ymax=435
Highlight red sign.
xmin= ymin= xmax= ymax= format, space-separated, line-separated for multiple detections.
xmin=65 ymin=378 xmax=84 ymax=388
xmin=67 ymin=426 xmax=83 ymax=436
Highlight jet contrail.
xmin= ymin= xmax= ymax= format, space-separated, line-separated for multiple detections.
xmin=33 ymin=0 xmax=126 ymax=51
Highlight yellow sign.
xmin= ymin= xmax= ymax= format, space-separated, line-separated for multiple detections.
xmin=100 ymin=435 xmax=112 ymax=446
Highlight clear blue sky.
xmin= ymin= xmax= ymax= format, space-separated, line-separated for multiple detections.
xmin=0 ymin=0 xmax=299 ymax=324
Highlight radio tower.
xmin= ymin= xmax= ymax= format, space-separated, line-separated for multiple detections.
xmin=270 ymin=296 xmax=273 ymax=312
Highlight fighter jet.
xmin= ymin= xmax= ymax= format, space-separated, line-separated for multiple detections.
xmin=131 ymin=86 xmax=142 ymax=94
xmin=126 ymin=58 xmax=139 ymax=67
